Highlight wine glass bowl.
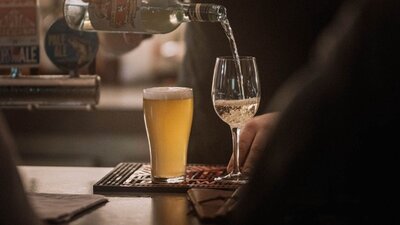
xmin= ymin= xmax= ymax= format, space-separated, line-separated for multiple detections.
xmin=211 ymin=56 xmax=261 ymax=184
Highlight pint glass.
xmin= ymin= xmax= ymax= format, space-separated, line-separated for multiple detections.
xmin=143 ymin=87 xmax=193 ymax=183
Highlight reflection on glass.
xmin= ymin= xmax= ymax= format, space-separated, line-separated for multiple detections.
xmin=151 ymin=195 xmax=188 ymax=225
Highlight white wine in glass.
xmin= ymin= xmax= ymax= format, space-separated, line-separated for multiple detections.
xmin=211 ymin=56 xmax=261 ymax=184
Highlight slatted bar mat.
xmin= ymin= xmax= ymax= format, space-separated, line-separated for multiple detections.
xmin=93 ymin=162 xmax=240 ymax=193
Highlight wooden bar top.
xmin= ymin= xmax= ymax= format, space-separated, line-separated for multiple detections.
xmin=18 ymin=166 xmax=205 ymax=225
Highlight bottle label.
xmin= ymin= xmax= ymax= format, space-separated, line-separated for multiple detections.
xmin=88 ymin=0 xmax=138 ymax=30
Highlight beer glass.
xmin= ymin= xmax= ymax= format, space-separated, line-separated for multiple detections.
xmin=211 ymin=56 xmax=261 ymax=184
xmin=143 ymin=87 xmax=193 ymax=183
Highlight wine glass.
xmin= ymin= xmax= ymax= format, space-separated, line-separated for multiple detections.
xmin=211 ymin=56 xmax=261 ymax=184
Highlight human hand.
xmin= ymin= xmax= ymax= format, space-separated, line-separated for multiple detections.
xmin=227 ymin=112 xmax=280 ymax=174
xmin=82 ymin=0 xmax=104 ymax=2
xmin=98 ymin=33 xmax=150 ymax=56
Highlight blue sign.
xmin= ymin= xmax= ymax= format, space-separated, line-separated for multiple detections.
xmin=45 ymin=18 xmax=99 ymax=72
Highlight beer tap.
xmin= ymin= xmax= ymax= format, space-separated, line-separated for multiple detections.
xmin=0 ymin=15 xmax=101 ymax=110
xmin=0 ymin=72 xmax=100 ymax=110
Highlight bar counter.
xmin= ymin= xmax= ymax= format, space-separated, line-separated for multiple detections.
xmin=18 ymin=166 xmax=205 ymax=225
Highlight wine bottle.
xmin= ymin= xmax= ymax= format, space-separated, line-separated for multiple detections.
xmin=63 ymin=0 xmax=227 ymax=34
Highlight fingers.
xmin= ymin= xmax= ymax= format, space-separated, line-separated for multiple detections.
xmin=239 ymin=123 xmax=257 ymax=165
xmin=123 ymin=33 xmax=150 ymax=46
xmin=242 ymin=113 xmax=280 ymax=173
xmin=227 ymin=113 xmax=280 ymax=174
xmin=82 ymin=0 xmax=104 ymax=2
xmin=227 ymin=119 xmax=257 ymax=172
xmin=98 ymin=33 xmax=144 ymax=56
xmin=242 ymin=126 xmax=270 ymax=174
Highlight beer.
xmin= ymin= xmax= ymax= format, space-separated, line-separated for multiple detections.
xmin=143 ymin=87 xmax=193 ymax=183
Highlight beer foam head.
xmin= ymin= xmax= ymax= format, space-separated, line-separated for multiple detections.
xmin=143 ymin=87 xmax=193 ymax=100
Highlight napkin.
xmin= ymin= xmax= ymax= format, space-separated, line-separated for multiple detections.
xmin=28 ymin=193 xmax=108 ymax=224
xmin=187 ymin=188 xmax=241 ymax=222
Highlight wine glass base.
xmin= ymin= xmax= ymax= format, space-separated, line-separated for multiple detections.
xmin=214 ymin=173 xmax=248 ymax=185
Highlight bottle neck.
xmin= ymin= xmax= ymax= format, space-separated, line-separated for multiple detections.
xmin=183 ymin=3 xmax=227 ymax=22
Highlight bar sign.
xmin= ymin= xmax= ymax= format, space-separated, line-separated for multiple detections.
xmin=0 ymin=0 xmax=39 ymax=68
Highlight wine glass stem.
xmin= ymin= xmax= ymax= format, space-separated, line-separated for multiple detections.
xmin=230 ymin=127 xmax=241 ymax=175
